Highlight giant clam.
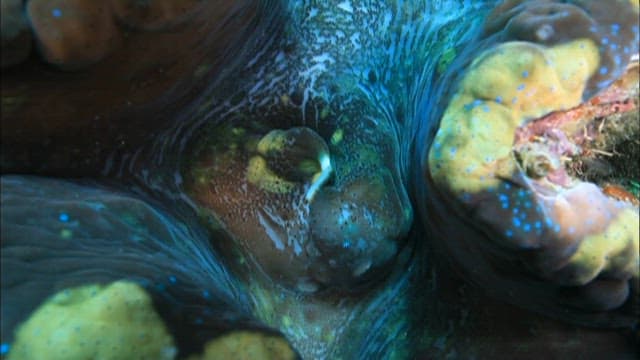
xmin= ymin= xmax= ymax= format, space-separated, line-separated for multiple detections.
xmin=1 ymin=0 xmax=639 ymax=358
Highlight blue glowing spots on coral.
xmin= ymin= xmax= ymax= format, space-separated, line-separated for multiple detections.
xmin=614 ymin=55 xmax=622 ymax=66
xmin=58 ymin=212 xmax=69 ymax=222
xmin=611 ymin=23 xmax=620 ymax=36
xmin=449 ymin=146 xmax=457 ymax=158
xmin=464 ymin=99 xmax=483 ymax=111
xmin=495 ymin=96 xmax=503 ymax=104
xmin=494 ymin=183 xmax=553 ymax=239
xmin=601 ymin=37 xmax=609 ymax=45
xmin=521 ymin=70 xmax=529 ymax=78
xmin=52 ymin=8 xmax=62 ymax=18
xmin=511 ymin=97 xmax=518 ymax=104
xmin=482 ymin=105 xmax=490 ymax=112
xmin=168 ymin=275 xmax=177 ymax=284
xmin=599 ymin=66 xmax=608 ymax=75
xmin=517 ymin=84 xmax=525 ymax=91
xmin=512 ymin=217 xmax=521 ymax=228
xmin=0 ymin=343 xmax=8 ymax=355
xmin=342 ymin=240 xmax=351 ymax=249
xmin=202 ymin=290 xmax=211 ymax=299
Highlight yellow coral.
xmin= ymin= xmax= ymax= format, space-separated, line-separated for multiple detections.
xmin=246 ymin=155 xmax=297 ymax=194
xmin=429 ymin=39 xmax=600 ymax=194
xmin=187 ymin=331 xmax=297 ymax=360
xmin=8 ymin=281 xmax=176 ymax=360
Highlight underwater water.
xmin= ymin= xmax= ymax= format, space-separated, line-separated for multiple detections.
xmin=1 ymin=0 xmax=639 ymax=359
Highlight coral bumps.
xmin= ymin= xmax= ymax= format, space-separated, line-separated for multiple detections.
xmin=8 ymin=281 xmax=176 ymax=360
xmin=426 ymin=0 xmax=639 ymax=316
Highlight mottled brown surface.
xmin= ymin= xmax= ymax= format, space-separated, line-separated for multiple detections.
xmin=1 ymin=0 xmax=260 ymax=175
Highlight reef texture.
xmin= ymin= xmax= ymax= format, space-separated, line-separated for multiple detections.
xmin=425 ymin=0 xmax=639 ymax=324
xmin=1 ymin=0 xmax=639 ymax=359
xmin=0 ymin=176 xmax=298 ymax=359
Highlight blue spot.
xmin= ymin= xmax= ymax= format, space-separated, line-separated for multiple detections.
xmin=434 ymin=142 xmax=441 ymax=150
xmin=632 ymin=25 xmax=639 ymax=34
xmin=534 ymin=221 xmax=542 ymax=229
xmin=505 ymin=229 xmax=513 ymax=238
xmin=464 ymin=99 xmax=483 ymax=111
xmin=1 ymin=343 xmax=9 ymax=355
xmin=59 ymin=213 xmax=69 ymax=222
xmin=517 ymin=84 xmax=525 ymax=91
xmin=521 ymin=70 xmax=529 ymax=78
xmin=611 ymin=23 xmax=620 ymax=35
xmin=202 ymin=290 xmax=211 ymax=299
xmin=601 ymin=37 xmax=609 ymax=45
xmin=342 ymin=241 xmax=351 ymax=249
xmin=513 ymin=207 xmax=519 ymax=215
xmin=195 ymin=317 xmax=204 ymax=325
xmin=155 ymin=283 xmax=165 ymax=292
xmin=482 ymin=105 xmax=490 ymax=112
xmin=52 ymin=8 xmax=62 ymax=18
xmin=495 ymin=96 xmax=503 ymax=104
xmin=449 ymin=147 xmax=457 ymax=157
xmin=614 ymin=55 xmax=621 ymax=66
xmin=589 ymin=25 xmax=598 ymax=33
xmin=498 ymin=194 xmax=508 ymax=202
xmin=553 ymin=224 xmax=561 ymax=233
xmin=523 ymin=223 xmax=531 ymax=232
xmin=524 ymin=201 xmax=532 ymax=209
xmin=504 ymin=183 xmax=511 ymax=190
xmin=168 ymin=275 xmax=177 ymax=284
xmin=599 ymin=66 xmax=608 ymax=75
xmin=512 ymin=217 xmax=521 ymax=228
xmin=624 ymin=46 xmax=630 ymax=54
xmin=511 ymin=97 xmax=517 ymax=104
xmin=501 ymin=202 xmax=509 ymax=209
xmin=610 ymin=43 xmax=618 ymax=51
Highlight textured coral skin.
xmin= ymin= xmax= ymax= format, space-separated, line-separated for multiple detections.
xmin=1 ymin=0 xmax=639 ymax=358
xmin=425 ymin=0 xmax=639 ymax=321
xmin=482 ymin=0 xmax=640 ymax=97
xmin=8 ymin=282 xmax=176 ymax=360
xmin=0 ymin=176 xmax=297 ymax=359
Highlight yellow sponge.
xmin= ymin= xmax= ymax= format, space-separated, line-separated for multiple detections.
xmin=8 ymin=281 xmax=176 ymax=360
xmin=188 ymin=331 xmax=297 ymax=360
xmin=429 ymin=39 xmax=599 ymax=194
